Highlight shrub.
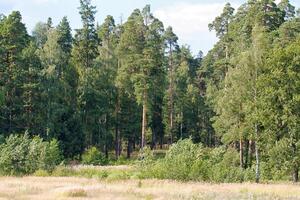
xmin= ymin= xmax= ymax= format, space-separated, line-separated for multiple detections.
xmin=0 ymin=133 xmax=62 ymax=176
xmin=208 ymin=147 xmax=244 ymax=182
xmin=81 ymin=146 xmax=108 ymax=165
xmin=138 ymin=146 xmax=154 ymax=167
xmin=51 ymin=166 xmax=75 ymax=177
xmin=139 ymin=139 xmax=205 ymax=181
xmin=33 ymin=169 xmax=50 ymax=177
xmin=39 ymin=139 xmax=62 ymax=172
xmin=63 ymin=188 xmax=87 ymax=197
xmin=138 ymin=139 xmax=249 ymax=183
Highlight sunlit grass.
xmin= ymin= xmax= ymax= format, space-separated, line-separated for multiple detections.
xmin=0 ymin=176 xmax=299 ymax=200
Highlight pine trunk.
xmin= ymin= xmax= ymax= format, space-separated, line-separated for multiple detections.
xmin=292 ymin=142 xmax=298 ymax=182
xmin=115 ymin=93 xmax=120 ymax=159
xmin=248 ymin=140 xmax=253 ymax=167
xmin=127 ymin=138 xmax=131 ymax=159
xmin=293 ymin=167 xmax=299 ymax=183
xmin=169 ymin=43 xmax=174 ymax=144
xmin=141 ymin=92 xmax=147 ymax=149
xmin=255 ymin=124 xmax=260 ymax=183
xmin=240 ymin=139 xmax=244 ymax=168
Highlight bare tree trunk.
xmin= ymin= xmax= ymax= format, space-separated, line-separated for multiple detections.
xmin=169 ymin=43 xmax=174 ymax=144
xmin=292 ymin=142 xmax=299 ymax=182
xmin=115 ymin=92 xmax=120 ymax=159
xmin=225 ymin=44 xmax=229 ymax=60
xmin=255 ymin=141 xmax=260 ymax=183
xmin=245 ymin=140 xmax=249 ymax=168
xmin=127 ymin=138 xmax=131 ymax=159
xmin=248 ymin=140 xmax=253 ymax=167
xmin=240 ymin=139 xmax=244 ymax=168
xmin=180 ymin=111 xmax=183 ymax=139
xmin=293 ymin=167 xmax=299 ymax=183
xmin=253 ymin=126 xmax=259 ymax=181
xmin=141 ymin=92 xmax=147 ymax=149
xmin=151 ymin=129 xmax=156 ymax=150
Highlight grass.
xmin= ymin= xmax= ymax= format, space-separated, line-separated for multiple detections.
xmin=62 ymin=188 xmax=88 ymax=197
xmin=45 ymin=165 xmax=137 ymax=180
xmin=0 ymin=176 xmax=299 ymax=200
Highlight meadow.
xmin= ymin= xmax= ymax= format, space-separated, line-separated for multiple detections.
xmin=0 ymin=175 xmax=299 ymax=200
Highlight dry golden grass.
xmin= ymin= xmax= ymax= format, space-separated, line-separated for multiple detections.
xmin=0 ymin=176 xmax=299 ymax=200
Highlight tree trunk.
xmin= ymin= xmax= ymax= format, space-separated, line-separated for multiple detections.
xmin=105 ymin=143 xmax=109 ymax=159
xmin=255 ymin=124 xmax=260 ymax=183
xmin=244 ymin=140 xmax=249 ymax=168
xmin=115 ymin=93 xmax=120 ymax=159
xmin=141 ymin=93 xmax=147 ymax=150
xmin=240 ymin=139 xmax=244 ymax=168
xmin=255 ymin=142 xmax=260 ymax=183
xmin=127 ymin=138 xmax=131 ymax=159
xmin=248 ymin=140 xmax=253 ymax=168
xmin=160 ymin=136 xmax=163 ymax=149
xmin=169 ymin=43 xmax=174 ymax=144
xmin=151 ymin=129 xmax=156 ymax=150
xmin=292 ymin=142 xmax=298 ymax=182
xmin=180 ymin=111 xmax=183 ymax=139
xmin=293 ymin=167 xmax=299 ymax=183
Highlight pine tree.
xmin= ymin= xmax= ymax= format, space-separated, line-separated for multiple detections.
xmin=0 ymin=11 xmax=29 ymax=135
xmin=163 ymin=26 xmax=178 ymax=144
xmin=96 ymin=15 xmax=119 ymax=157
xmin=57 ymin=16 xmax=73 ymax=56
xmin=72 ymin=0 xmax=98 ymax=71
xmin=72 ymin=0 xmax=99 ymax=147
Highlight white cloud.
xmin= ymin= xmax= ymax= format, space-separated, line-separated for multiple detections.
xmin=154 ymin=2 xmax=224 ymax=34
xmin=0 ymin=0 xmax=58 ymax=6
xmin=153 ymin=2 xmax=238 ymax=54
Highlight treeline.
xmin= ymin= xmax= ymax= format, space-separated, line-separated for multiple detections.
xmin=0 ymin=0 xmax=210 ymax=159
xmin=203 ymin=0 xmax=300 ymax=182
xmin=0 ymin=0 xmax=300 ymax=183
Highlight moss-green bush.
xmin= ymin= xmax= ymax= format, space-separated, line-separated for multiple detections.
xmin=81 ymin=146 xmax=108 ymax=165
xmin=33 ymin=169 xmax=50 ymax=177
xmin=138 ymin=139 xmax=251 ymax=183
xmin=0 ymin=133 xmax=61 ymax=176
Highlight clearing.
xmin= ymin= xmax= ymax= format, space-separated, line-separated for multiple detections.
xmin=0 ymin=176 xmax=299 ymax=200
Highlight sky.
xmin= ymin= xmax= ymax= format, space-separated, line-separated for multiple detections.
xmin=0 ymin=0 xmax=299 ymax=55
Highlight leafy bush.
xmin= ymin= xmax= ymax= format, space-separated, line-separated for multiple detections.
xmin=139 ymin=139 xmax=249 ymax=182
xmin=81 ymin=146 xmax=108 ymax=165
xmin=139 ymin=139 xmax=205 ymax=181
xmin=50 ymin=165 xmax=134 ymax=180
xmin=33 ymin=169 xmax=50 ymax=177
xmin=63 ymin=188 xmax=87 ymax=197
xmin=51 ymin=165 xmax=75 ymax=177
xmin=208 ymin=147 xmax=244 ymax=182
xmin=0 ymin=133 xmax=62 ymax=175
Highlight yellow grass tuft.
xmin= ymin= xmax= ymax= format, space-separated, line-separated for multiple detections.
xmin=0 ymin=176 xmax=299 ymax=200
xmin=63 ymin=188 xmax=87 ymax=197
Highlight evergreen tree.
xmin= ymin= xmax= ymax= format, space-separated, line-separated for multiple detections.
xmin=72 ymin=0 xmax=98 ymax=71
xmin=72 ymin=0 xmax=99 ymax=147
xmin=57 ymin=16 xmax=73 ymax=56
xmin=0 ymin=11 xmax=29 ymax=135
xmin=117 ymin=9 xmax=146 ymax=148
xmin=163 ymin=26 xmax=178 ymax=144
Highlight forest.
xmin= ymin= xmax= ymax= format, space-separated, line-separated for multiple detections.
xmin=0 ymin=0 xmax=300 ymax=185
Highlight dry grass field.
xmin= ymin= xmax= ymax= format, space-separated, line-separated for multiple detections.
xmin=0 ymin=176 xmax=299 ymax=200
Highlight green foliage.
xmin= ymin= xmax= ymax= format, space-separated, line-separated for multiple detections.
xmin=139 ymin=139 xmax=257 ymax=182
xmin=0 ymin=133 xmax=61 ymax=175
xmin=1 ymin=0 xmax=300 ymax=183
xmin=50 ymin=165 xmax=134 ymax=180
xmin=33 ymin=169 xmax=50 ymax=177
xmin=81 ymin=146 xmax=108 ymax=165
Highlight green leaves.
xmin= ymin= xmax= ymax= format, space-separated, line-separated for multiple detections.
xmin=0 ymin=133 xmax=61 ymax=175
